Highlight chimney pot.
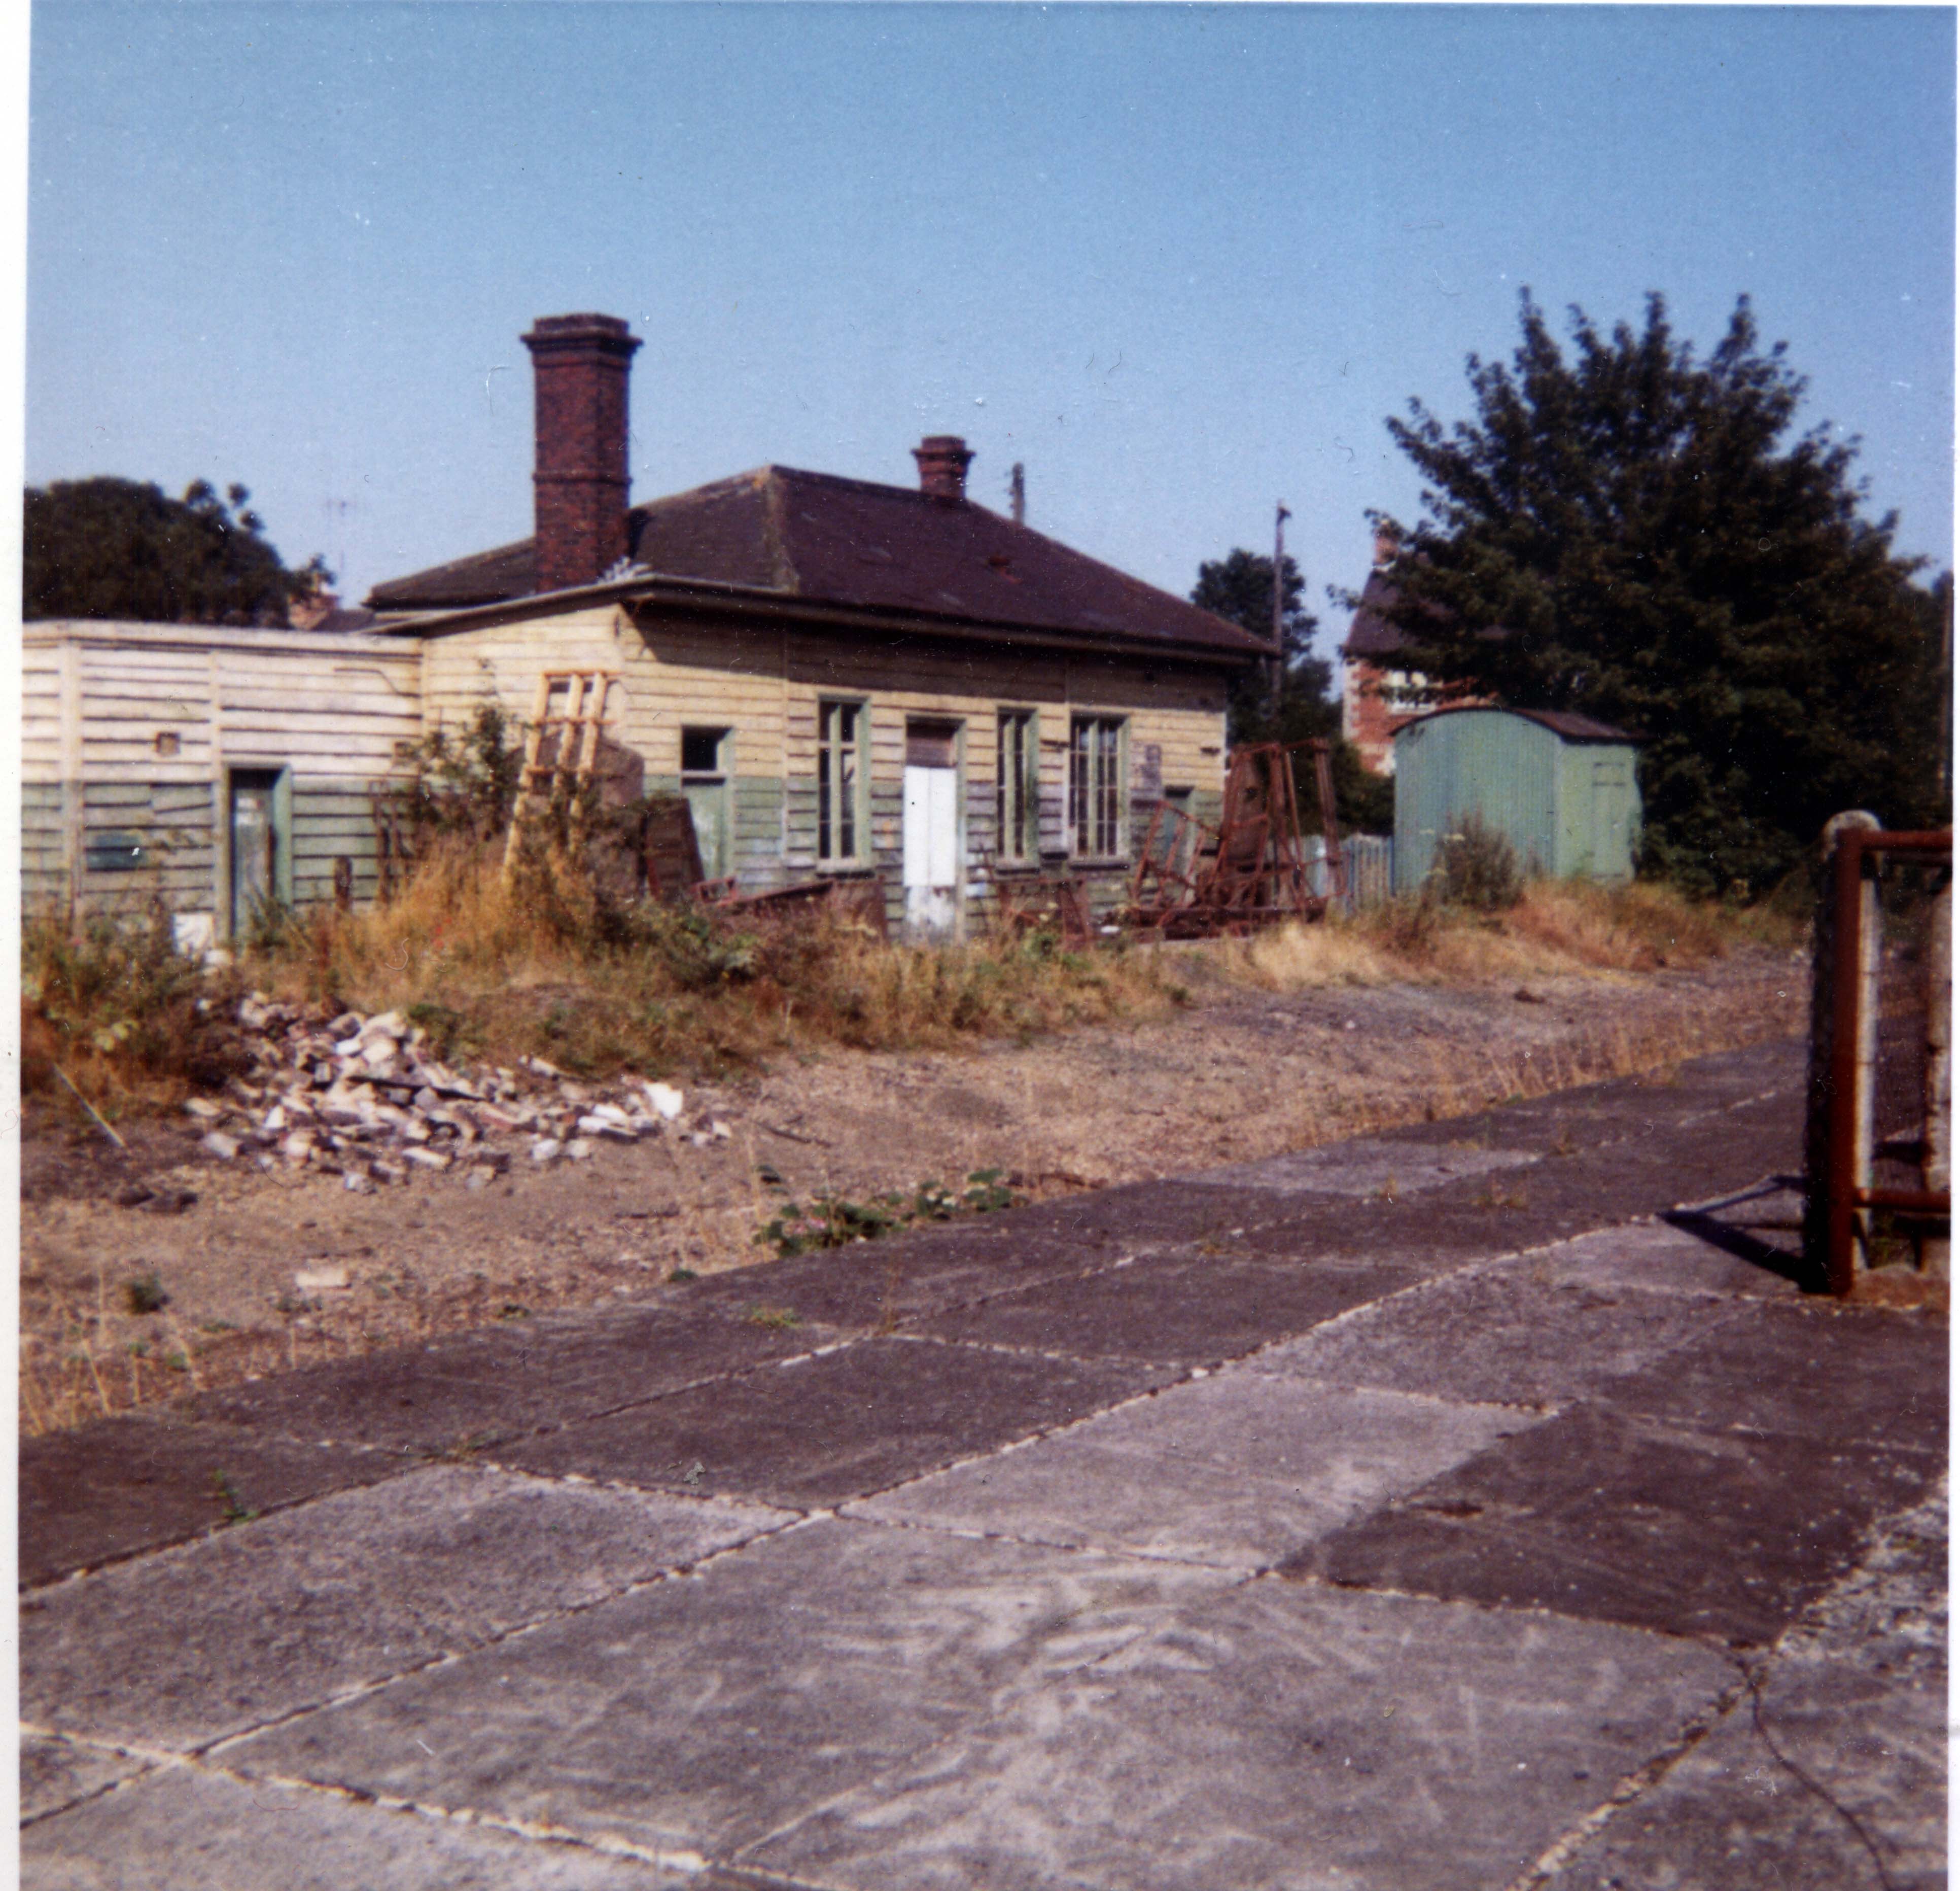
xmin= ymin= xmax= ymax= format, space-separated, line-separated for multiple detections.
xmin=913 ymin=435 xmax=974 ymax=503
xmin=522 ymin=313 xmax=643 ymax=593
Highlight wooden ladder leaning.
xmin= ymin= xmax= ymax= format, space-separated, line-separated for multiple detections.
xmin=502 ymin=669 xmax=618 ymax=872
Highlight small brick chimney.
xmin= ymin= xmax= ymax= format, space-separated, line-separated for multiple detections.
xmin=522 ymin=313 xmax=643 ymax=593
xmin=913 ymin=435 xmax=974 ymax=503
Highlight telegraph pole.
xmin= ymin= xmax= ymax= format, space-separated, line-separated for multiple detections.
xmin=1270 ymin=502 xmax=1291 ymax=721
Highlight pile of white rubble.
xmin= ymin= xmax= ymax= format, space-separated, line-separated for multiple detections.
xmin=184 ymin=994 xmax=728 ymax=1193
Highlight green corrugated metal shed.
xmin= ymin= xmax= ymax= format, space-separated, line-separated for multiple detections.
xmin=1392 ymin=707 xmax=1641 ymax=893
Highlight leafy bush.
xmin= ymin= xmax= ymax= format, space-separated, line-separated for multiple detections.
xmin=756 ymin=1169 xmax=1020 ymax=1258
xmin=1429 ymin=812 xmax=1524 ymax=911
xmin=398 ymin=705 xmax=525 ymax=843
xmin=22 ymin=908 xmax=244 ymax=1103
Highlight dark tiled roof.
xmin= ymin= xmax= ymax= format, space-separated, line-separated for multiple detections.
xmin=310 ymin=603 xmax=379 ymax=634
xmin=1340 ymin=569 xmax=1411 ymax=660
xmin=1403 ymin=705 xmax=1638 ymax=744
xmin=367 ymin=539 xmax=536 ymax=610
xmin=367 ymin=466 xmax=1265 ymax=659
xmin=1515 ymin=708 xmax=1638 ymax=743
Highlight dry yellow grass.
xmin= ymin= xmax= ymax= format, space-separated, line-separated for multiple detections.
xmin=246 ymin=838 xmax=1182 ymax=1077
xmin=1209 ymin=877 xmax=1798 ymax=994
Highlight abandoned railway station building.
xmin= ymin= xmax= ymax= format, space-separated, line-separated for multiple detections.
xmin=25 ymin=313 xmax=1267 ymax=944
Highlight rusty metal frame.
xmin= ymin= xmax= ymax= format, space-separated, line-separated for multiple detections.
xmin=1124 ymin=740 xmax=1346 ymax=937
xmin=1822 ymin=825 xmax=1952 ymax=1295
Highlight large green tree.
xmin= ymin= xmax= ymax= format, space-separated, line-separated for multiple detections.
xmin=24 ymin=477 xmax=329 ymax=626
xmin=1192 ymin=547 xmax=1393 ymax=832
xmin=1376 ymin=292 xmax=1949 ymax=894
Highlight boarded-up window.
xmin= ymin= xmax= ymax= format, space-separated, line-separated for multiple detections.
xmin=1069 ymin=716 xmax=1124 ymax=859
xmin=818 ymin=701 xmax=864 ymax=863
xmin=997 ymin=711 xmax=1037 ymax=863
xmin=905 ymin=720 xmax=959 ymax=769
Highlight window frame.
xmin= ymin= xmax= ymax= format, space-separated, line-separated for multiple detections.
xmin=817 ymin=697 xmax=868 ymax=866
xmin=1068 ymin=714 xmax=1127 ymax=861
xmin=680 ymin=725 xmax=729 ymax=781
xmin=680 ymin=725 xmax=733 ymax=880
xmin=995 ymin=708 xmax=1039 ymax=866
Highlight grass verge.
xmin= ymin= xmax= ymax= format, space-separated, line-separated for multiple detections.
xmin=23 ymin=847 xmax=1805 ymax=1123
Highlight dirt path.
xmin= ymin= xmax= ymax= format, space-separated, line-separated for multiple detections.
xmin=21 ymin=947 xmax=1807 ymax=1431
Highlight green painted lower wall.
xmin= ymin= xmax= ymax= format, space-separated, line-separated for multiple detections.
xmin=25 ymin=774 xmax=400 ymax=929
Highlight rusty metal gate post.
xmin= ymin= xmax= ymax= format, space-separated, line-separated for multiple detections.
xmin=1926 ymin=888 xmax=1951 ymax=1278
xmin=1805 ymin=815 xmax=1953 ymax=1295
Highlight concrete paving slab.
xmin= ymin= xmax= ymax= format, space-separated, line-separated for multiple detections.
xmin=223 ymin=1515 xmax=1236 ymax=1863
xmin=20 ymin=1737 xmax=153 ymax=1824
xmin=495 ymin=1337 xmax=1168 ymax=1507
xmin=21 ymin=1768 xmax=677 ymax=1888
xmin=979 ymin=1180 xmax=1280 ymax=1254
xmin=1542 ymin=1485 xmax=1947 ymax=1890
xmin=1599 ymin=1299 xmax=1948 ymax=1455
xmin=746 ymin=1577 xmax=1735 ymax=1891
xmin=664 ymin=1227 xmax=1108 ymax=1331
xmin=907 ymin=1253 xmax=1425 ymax=1367
xmin=1187 ymin=1136 xmax=1541 ymax=1198
xmin=20 ymin=1415 xmax=409 ymax=1590
xmin=1291 ymin=1407 xmax=1937 ymax=1646
xmin=183 ymin=1304 xmax=814 ymax=1453
xmin=1493 ymin=1220 xmax=1806 ymax=1301
xmin=1379 ymin=1037 xmax=1802 ymax=1153
xmin=23 ymin=1465 xmax=793 ymax=1751
xmin=1215 ymin=1126 xmax=1790 ymax=1277
xmin=852 ymin=1376 xmax=1533 ymax=1570
xmin=1252 ymin=1268 xmax=1735 ymax=1408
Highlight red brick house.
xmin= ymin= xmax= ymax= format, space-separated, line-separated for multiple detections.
xmin=1339 ymin=533 xmax=1426 ymax=776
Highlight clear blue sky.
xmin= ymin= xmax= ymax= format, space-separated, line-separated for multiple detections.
xmin=24 ymin=3 xmax=1956 ymax=650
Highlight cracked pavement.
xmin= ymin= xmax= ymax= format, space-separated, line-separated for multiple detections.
xmin=19 ymin=1034 xmax=1948 ymax=1888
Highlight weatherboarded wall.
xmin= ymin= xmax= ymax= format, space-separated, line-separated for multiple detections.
xmin=22 ymin=623 xmax=422 ymax=938
xmin=25 ymin=607 xmax=1235 ymax=942
xmin=413 ymin=601 xmax=1233 ymax=933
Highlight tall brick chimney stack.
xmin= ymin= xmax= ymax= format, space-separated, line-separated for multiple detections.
xmin=522 ymin=313 xmax=643 ymax=593
xmin=913 ymin=435 xmax=974 ymax=503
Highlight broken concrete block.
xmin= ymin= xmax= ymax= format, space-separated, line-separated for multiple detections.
xmin=294 ymin=1267 xmax=349 ymax=1291
xmin=647 ymin=1082 xmax=684 ymax=1120
xmin=565 ymin=1139 xmax=596 ymax=1162
xmin=199 ymin=1132 xmax=240 ymax=1160
xmin=530 ymin=1139 xmax=565 ymax=1164
xmin=576 ymin=1114 xmax=638 ymax=1142
xmin=183 ymin=1098 xmax=224 ymax=1122
xmin=342 ymin=1171 xmax=375 ymax=1195
xmin=403 ymin=1147 xmax=452 ymax=1172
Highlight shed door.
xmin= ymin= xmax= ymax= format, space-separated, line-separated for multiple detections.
xmin=902 ymin=720 xmax=961 ymax=938
xmin=1591 ymin=756 xmax=1631 ymax=880
xmin=229 ymin=768 xmax=283 ymax=938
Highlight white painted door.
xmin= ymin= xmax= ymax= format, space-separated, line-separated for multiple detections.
xmin=903 ymin=764 xmax=960 ymax=937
